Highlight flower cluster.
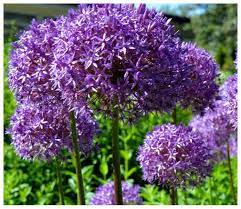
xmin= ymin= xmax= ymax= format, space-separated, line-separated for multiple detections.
xmin=9 ymin=4 xmax=219 ymax=123
xmin=190 ymin=74 xmax=237 ymax=162
xmin=50 ymin=4 xmax=204 ymax=121
xmin=179 ymin=42 xmax=219 ymax=112
xmin=137 ymin=124 xmax=212 ymax=188
xmin=91 ymin=181 xmax=143 ymax=205
xmin=7 ymin=103 xmax=98 ymax=160
xmin=8 ymin=17 xmax=98 ymax=160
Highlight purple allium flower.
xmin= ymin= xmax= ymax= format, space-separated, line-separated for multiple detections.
xmin=50 ymin=4 xmax=188 ymax=121
xmin=7 ymin=103 xmax=98 ymax=160
xmin=219 ymin=74 xmax=237 ymax=130
xmin=137 ymin=124 xmax=212 ymax=189
xmin=8 ymin=18 xmax=62 ymax=104
xmin=91 ymin=181 xmax=143 ymax=205
xmin=190 ymin=108 xmax=236 ymax=162
xmin=190 ymin=74 xmax=237 ymax=162
xmin=179 ymin=42 xmax=219 ymax=112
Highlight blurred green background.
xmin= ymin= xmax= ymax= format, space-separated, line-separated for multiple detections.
xmin=4 ymin=4 xmax=237 ymax=205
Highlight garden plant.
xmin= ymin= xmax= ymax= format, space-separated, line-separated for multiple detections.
xmin=5 ymin=4 xmax=237 ymax=205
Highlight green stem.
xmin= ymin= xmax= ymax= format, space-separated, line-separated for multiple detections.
xmin=55 ymin=158 xmax=65 ymax=205
xmin=170 ymin=187 xmax=177 ymax=205
xmin=112 ymin=100 xmax=123 ymax=204
xmin=209 ymin=177 xmax=214 ymax=205
xmin=171 ymin=107 xmax=178 ymax=205
xmin=70 ymin=111 xmax=85 ymax=205
xmin=175 ymin=188 xmax=178 ymax=205
xmin=226 ymin=140 xmax=236 ymax=204
xmin=172 ymin=107 xmax=177 ymax=124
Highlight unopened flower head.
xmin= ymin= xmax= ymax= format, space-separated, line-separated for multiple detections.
xmin=91 ymin=181 xmax=143 ymax=205
xmin=137 ymin=124 xmax=212 ymax=189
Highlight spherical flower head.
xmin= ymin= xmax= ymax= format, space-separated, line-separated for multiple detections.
xmin=137 ymin=124 xmax=212 ymax=189
xmin=190 ymin=107 xmax=236 ymax=162
xmin=179 ymin=42 xmax=219 ymax=112
xmin=91 ymin=181 xmax=143 ymax=205
xmin=218 ymin=74 xmax=237 ymax=130
xmin=8 ymin=18 xmax=63 ymax=104
xmin=7 ymin=103 xmax=98 ymax=160
xmin=51 ymin=4 xmax=186 ymax=121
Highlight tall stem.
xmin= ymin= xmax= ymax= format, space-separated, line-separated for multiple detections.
xmin=170 ymin=187 xmax=177 ymax=205
xmin=112 ymin=99 xmax=123 ymax=204
xmin=175 ymin=188 xmax=178 ymax=205
xmin=209 ymin=177 xmax=214 ymax=205
xmin=70 ymin=111 xmax=85 ymax=205
xmin=226 ymin=140 xmax=236 ymax=204
xmin=171 ymin=107 xmax=178 ymax=205
xmin=55 ymin=158 xmax=65 ymax=205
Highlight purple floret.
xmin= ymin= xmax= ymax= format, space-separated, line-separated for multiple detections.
xmin=91 ymin=181 xmax=143 ymax=205
xmin=7 ymin=103 xmax=98 ymax=160
xmin=137 ymin=124 xmax=212 ymax=189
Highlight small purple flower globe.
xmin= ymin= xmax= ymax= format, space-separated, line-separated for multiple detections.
xmin=179 ymin=42 xmax=219 ymax=112
xmin=8 ymin=103 xmax=98 ymax=160
xmin=50 ymin=4 xmax=187 ymax=121
xmin=137 ymin=124 xmax=212 ymax=188
xmin=91 ymin=181 xmax=143 ymax=205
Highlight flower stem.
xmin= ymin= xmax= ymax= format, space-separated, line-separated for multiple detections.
xmin=55 ymin=158 xmax=65 ymax=205
xmin=209 ymin=177 xmax=214 ymax=205
xmin=112 ymin=100 xmax=123 ymax=204
xmin=170 ymin=107 xmax=178 ymax=205
xmin=170 ymin=187 xmax=177 ymax=205
xmin=175 ymin=188 xmax=178 ymax=205
xmin=70 ymin=111 xmax=85 ymax=205
xmin=226 ymin=140 xmax=236 ymax=204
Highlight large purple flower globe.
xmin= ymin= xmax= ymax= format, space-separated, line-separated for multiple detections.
xmin=137 ymin=124 xmax=212 ymax=188
xmin=8 ymin=103 xmax=98 ymax=160
xmin=91 ymin=181 xmax=143 ymax=205
xmin=50 ymin=4 xmax=187 ymax=121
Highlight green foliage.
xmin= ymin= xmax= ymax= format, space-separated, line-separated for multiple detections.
xmin=185 ymin=4 xmax=237 ymax=73
xmin=4 ymin=42 xmax=16 ymax=130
